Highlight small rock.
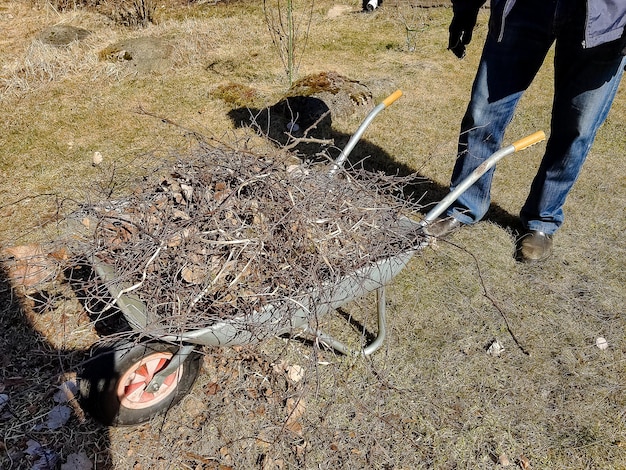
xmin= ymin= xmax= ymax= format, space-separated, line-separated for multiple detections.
xmin=38 ymin=25 xmax=91 ymax=47
xmin=486 ymin=339 xmax=505 ymax=357
xmin=99 ymin=37 xmax=173 ymax=74
xmin=596 ymin=337 xmax=608 ymax=350
xmin=92 ymin=151 xmax=103 ymax=166
xmin=498 ymin=453 xmax=511 ymax=466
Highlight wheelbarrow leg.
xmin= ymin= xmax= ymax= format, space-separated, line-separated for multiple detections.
xmin=307 ymin=287 xmax=387 ymax=356
xmin=145 ymin=344 xmax=197 ymax=393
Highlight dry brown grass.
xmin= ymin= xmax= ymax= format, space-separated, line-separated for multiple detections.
xmin=1 ymin=1 xmax=625 ymax=469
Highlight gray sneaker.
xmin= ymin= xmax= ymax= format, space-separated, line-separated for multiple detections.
xmin=518 ymin=231 xmax=553 ymax=263
xmin=423 ymin=216 xmax=463 ymax=238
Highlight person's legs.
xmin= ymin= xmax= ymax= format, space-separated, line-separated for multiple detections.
xmin=520 ymin=12 xmax=626 ymax=234
xmin=447 ymin=0 xmax=556 ymax=225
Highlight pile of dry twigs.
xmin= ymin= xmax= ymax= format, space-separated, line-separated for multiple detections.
xmin=7 ymin=144 xmax=427 ymax=336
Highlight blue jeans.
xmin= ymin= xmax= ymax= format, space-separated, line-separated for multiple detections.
xmin=447 ymin=0 xmax=626 ymax=234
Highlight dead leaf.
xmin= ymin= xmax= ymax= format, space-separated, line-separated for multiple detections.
xmin=48 ymin=247 xmax=69 ymax=261
xmin=285 ymin=397 xmax=306 ymax=434
xmin=26 ymin=440 xmax=43 ymax=456
xmin=53 ymin=381 xmax=78 ymax=404
xmin=286 ymin=398 xmax=306 ymax=420
xmin=286 ymin=364 xmax=305 ymax=383
xmin=61 ymin=451 xmax=93 ymax=470
xmin=32 ymin=450 xmax=59 ymax=470
xmin=272 ymin=360 xmax=286 ymax=374
xmin=205 ymin=382 xmax=220 ymax=395
xmin=498 ymin=453 xmax=511 ymax=466
xmin=53 ymin=380 xmax=85 ymax=423
xmin=47 ymin=404 xmax=71 ymax=430
xmin=285 ymin=420 xmax=302 ymax=435
xmin=172 ymin=208 xmax=190 ymax=220
xmin=2 ymin=244 xmax=57 ymax=287
xmin=181 ymin=265 xmax=206 ymax=284
xmin=180 ymin=183 xmax=193 ymax=201
xmin=26 ymin=441 xmax=59 ymax=470
xmin=519 ymin=454 xmax=530 ymax=469
xmin=256 ymin=431 xmax=272 ymax=449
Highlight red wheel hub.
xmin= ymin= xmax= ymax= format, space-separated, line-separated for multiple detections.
xmin=117 ymin=352 xmax=183 ymax=410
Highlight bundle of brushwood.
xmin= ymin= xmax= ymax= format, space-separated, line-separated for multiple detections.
xmin=59 ymin=145 xmax=425 ymax=335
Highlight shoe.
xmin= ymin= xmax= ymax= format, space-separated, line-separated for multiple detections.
xmin=517 ymin=230 xmax=553 ymax=263
xmin=423 ymin=216 xmax=463 ymax=238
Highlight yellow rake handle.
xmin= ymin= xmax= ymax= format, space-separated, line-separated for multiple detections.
xmin=512 ymin=131 xmax=546 ymax=151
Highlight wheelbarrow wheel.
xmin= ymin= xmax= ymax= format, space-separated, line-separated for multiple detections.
xmin=79 ymin=340 xmax=202 ymax=426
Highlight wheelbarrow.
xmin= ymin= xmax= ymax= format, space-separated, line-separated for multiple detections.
xmin=78 ymin=91 xmax=545 ymax=426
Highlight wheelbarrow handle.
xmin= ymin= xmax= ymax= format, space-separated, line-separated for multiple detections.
xmin=329 ymin=90 xmax=403 ymax=175
xmin=382 ymin=89 xmax=403 ymax=107
xmin=421 ymin=130 xmax=546 ymax=225
xmin=512 ymin=130 xmax=546 ymax=151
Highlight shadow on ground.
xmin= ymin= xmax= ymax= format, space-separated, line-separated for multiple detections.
xmin=0 ymin=263 xmax=113 ymax=469
xmin=227 ymin=98 xmax=524 ymax=235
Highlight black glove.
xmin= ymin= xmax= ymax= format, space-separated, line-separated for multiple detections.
xmin=448 ymin=6 xmax=480 ymax=59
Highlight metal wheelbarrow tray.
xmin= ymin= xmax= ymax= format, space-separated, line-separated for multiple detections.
xmin=79 ymin=91 xmax=545 ymax=426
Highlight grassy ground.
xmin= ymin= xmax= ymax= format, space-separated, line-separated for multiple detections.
xmin=1 ymin=1 xmax=625 ymax=468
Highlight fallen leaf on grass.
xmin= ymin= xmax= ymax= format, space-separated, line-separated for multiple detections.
xmin=272 ymin=360 xmax=286 ymax=374
xmin=286 ymin=364 xmax=304 ymax=383
xmin=285 ymin=420 xmax=303 ymax=435
xmin=255 ymin=431 xmax=273 ymax=449
xmin=32 ymin=450 xmax=59 ymax=470
xmin=0 ymin=394 xmax=8 ymax=411
xmin=285 ymin=397 xmax=306 ymax=435
xmin=26 ymin=440 xmax=59 ymax=470
xmin=61 ymin=451 xmax=93 ymax=470
xmin=26 ymin=440 xmax=42 ymax=455
xmin=286 ymin=398 xmax=306 ymax=423
xmin=47 ymin=404 xmax=71 ymax=430
xmin=498 ymin=453 xmax=511 ymax=466
xmin=519 ymin=454 xmax=531 ymax=469
xmin=181 ymin=265 xmax=206 ymax=284
xmin=53 ymin=380 xmax=78 ymax=403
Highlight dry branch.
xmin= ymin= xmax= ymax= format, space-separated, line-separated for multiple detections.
xmin=7 ymin=144 xmax=426 ymax=338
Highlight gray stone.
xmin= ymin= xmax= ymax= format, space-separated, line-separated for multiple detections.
xmin=100 ymin=37 xmax=173 ymax=73
xmin=38 ymin=25 xmax=91 ymax=47
xmin=286 ymin=71 xmax=373 ymax=119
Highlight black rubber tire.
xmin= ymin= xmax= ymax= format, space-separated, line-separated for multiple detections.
xmin=79 ymin=341 xmax=202 ymax=426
